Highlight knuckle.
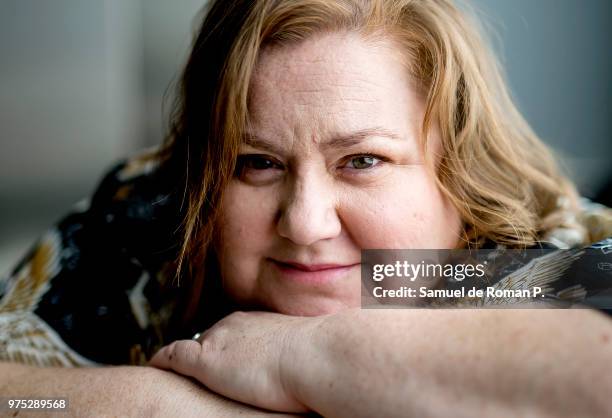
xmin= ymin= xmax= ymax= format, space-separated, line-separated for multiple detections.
xmin=166 ymin=341 xmax=179 ymax=362
xmin=199 ymin=336 xmax=214 ymax=352
xmin=176 ymin=341 xmax=199 ymax=365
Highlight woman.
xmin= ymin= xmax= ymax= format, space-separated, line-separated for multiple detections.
xmin=2 ymin=0 xmax=611 ymax=416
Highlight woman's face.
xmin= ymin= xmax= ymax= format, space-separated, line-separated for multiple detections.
xmin=215 ymin=32 xmax=461 ymax=316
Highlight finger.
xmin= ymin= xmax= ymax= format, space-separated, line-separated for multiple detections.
xmin=149 ymin=340 xmax=207 ymax=380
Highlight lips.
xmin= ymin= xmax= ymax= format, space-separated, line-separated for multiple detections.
xmin=270 ymin=259 xmax=360 ymax=284
xmin=275 ymin=260 xmax=355 ymax=271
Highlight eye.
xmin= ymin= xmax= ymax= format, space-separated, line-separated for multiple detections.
xmin=342 ymin=154 xmax=384 ymax=170
xmin=238 ymin=154 xmax=280 ymax=170
xmin=235 ymin=154 xmax=284 ymax=184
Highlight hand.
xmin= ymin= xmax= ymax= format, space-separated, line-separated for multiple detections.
xmin=149 ymin=311 xmax=321 ymax=413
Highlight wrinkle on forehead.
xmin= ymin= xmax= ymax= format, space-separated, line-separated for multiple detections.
xmin=246 ymin=31 xmax=422 ymax=155
xmin=251 ymin=32 xmax=394 ymax=100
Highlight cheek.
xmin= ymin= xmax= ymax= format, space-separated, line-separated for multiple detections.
xmin=216 ymin=183 xmax=278 ymax=298
xmin=340 ymin=168 xmax=460 ymax=249
xmin=219 ymin=186 xmax=272 ymax=246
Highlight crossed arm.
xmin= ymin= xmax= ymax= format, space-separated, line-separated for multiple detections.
xmin=2 ymin=308 xmax=611 ymax=417
xmin=149 ymin=308 xmax=612 ymax=418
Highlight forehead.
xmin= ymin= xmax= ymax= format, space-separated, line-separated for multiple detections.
xmin=247 ymin=32 xmax=419 ymax=139
xmin=253 ymin=32 xmax=395 ymax=88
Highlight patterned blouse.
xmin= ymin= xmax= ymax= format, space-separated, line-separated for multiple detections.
xmin=2 ymin=153 xmax=612 ymax=367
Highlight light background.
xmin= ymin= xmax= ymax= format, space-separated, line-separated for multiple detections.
xmin=1 ymin=0 xmax=611 ymax=272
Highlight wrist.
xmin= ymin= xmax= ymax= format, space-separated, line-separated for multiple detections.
xmin=279 ymin=314 xmax=330 ymax=410
xmin=280 ymin=310 xmax=356 ymax=414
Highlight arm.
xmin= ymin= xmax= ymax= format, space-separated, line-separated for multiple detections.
xmin=288 ymin=308 xmax=612 ymax=418
xmin=151 ymin=309 xmax=612 ymax=418
xmin=0 ymin=362 xmax=304 ymax=418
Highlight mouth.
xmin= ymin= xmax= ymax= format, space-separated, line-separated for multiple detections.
xmin=269 ymin=259 xmax=360 ymax=284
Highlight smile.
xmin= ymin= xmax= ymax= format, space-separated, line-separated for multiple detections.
xmin=270 ymin=259 xmax=360 ymax=284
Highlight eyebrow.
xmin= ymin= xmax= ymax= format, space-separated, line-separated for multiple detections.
xmin=243 ymin=127 xmax=402 ymax=154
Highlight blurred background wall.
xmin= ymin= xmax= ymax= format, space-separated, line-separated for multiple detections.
xmin=1 ymin=0 xmax=611 ymax=272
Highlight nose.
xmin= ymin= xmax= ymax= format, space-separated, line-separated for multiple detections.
xmin=276 ymin=173 xmax=341 ymax=246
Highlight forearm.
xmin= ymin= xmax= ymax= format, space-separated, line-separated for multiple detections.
xmin=1 ymin=362 xmax=303 ymax=418
xmin=0 ymin=363 xmax=152 ymax=417
xmin=287 ymin=309 xmax=612 ymax=418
